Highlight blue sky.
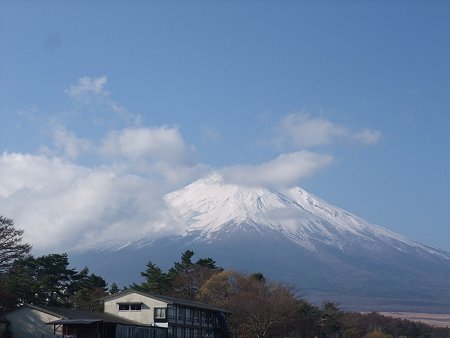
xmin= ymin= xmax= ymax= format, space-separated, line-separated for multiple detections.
xmin=1 ymin=1 xmax=449 ymax=253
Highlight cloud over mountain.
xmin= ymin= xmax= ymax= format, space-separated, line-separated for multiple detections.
xmin=0 ymin=77 xmax=383 ymax=254
xmin=0 ymin=152 xmax=187 ymax=253
xmin=100 ymin=126 xmax=195 ymax=164
xmin=277 ymin=113 xmax=381 ymax=148
xmin=222 ymin=151 xmax=333 ymax=188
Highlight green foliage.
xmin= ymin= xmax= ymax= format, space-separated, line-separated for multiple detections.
xmin=2 ymin=253 xmax=76 ymax=307
xmin=70 ymin=267 xmax=108 ymax=312
xmin=250 ymin=272 xmax=265 ymax=282
xmin=0 ymin=242 xmax=448 ymax=338
xmin=168 ymin=249 xmax=195 ymax=277
xmin=133 ymin=261 xmax=171 ymax=295
xmin=196 ymin=257 xmax=218 ymax=269
xmin=0 ymin=216 xmax=31 ymax=276
xmin=319 ymin=302 xmax=345 ymax=336
xmin=135 ymin=250 xmax=222 ymax=299
xmin=109 ymin=282 xmax=120 ymax=295
xmin=290 ymin=299 xmax=322 ymax=337
xmin=0 ymin=253 xmax=107 ymax=312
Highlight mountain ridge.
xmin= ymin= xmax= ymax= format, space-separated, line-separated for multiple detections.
xmin=69 ymin=173 xmax=450 ymax=311
xmin=165 ymin=173 xmax=449 ymax=259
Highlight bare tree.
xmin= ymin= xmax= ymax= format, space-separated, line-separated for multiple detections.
xmin=199 ymin=270 xmax=298 ymax=337
xmin=0 ymin=216 xmax=31 ymax=276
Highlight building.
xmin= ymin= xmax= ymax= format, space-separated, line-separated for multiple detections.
xmin=0 ymin=291 xmax=230 ymax=338
xmin=1 ymin=303 xmax=166 ymax=338
xmin=103 ymin=290 xmax=230 ymax=338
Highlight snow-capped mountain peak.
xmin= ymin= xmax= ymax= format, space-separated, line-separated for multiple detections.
xmin=165 ymin=173 xmax=449 ymax=258
xmin=70 ymin=172 xmax=450 ymax=311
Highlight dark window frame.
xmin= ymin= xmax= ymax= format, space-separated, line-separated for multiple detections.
xmin=118 ymin=303 xmax=142 ymax=311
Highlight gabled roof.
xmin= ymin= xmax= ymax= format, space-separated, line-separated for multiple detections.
xmin=104 ymin=290 xmax=230 ymax=313
xmin=20 ymin=304 xmax=142 ymax=326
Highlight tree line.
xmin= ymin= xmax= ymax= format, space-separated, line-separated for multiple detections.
xmin=1 ymin=215 xmax=449 ymax=337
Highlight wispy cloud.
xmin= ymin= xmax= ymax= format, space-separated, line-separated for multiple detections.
xmin=50 ymin=124 xmax=92 ymax=159
xmin=65 ymin=76 xmax=140 ymax=126
xmin=65 ymin=76 xmax=109 ymax=101
xmin=222 ymin=151 xmax=333 ymax=188
xmin=202 ymin=126 xmax=221 ymax=142
xmin=276 ymin=113 xmax=381 ymax=149
xmin=1 ymin=77 xmax=382 ymax=254
xmin=354 ymin=129 xmax=382 ymax=146
xmin=279 ymin=113 xmax=347 ymax=148
xmin=0 ymin=152 xmax=181 ymax=252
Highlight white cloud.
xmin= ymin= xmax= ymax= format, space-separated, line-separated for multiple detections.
xmin=0 ymin=121 xmax=210 ymax=253
xmin=98 ymin=126 xmax=208 ymax=186
xmin=222 ymin=151 xmax=333 ymax=188
xmin=65 ymin=76 xmax=109 ymax=100
xmin=64 ymin=76 xmax=140 ymax=127
xmin=354 ymin=129 xmax=382 ymax=145
xmin=0 ymin=152 xmax=87 ymax=198
xmin=277 ymin=113 xmax=381 ymax=148
xmin=100 ymin=126 xmax=196 ymax=164
xmin=0 ymin=152 xmax=186 ymax=253
xmin=3 ymin=76 xmax=382 ymax=254
xmin=52 ymin=125 xmax=92 ymax=159
xmin=0 ymin=148 xmax=328 ymax=253
xmin=110 ymin=101 xmax=141 ymax=126
xmin=280 ymin=113 xmax=348 ymax=148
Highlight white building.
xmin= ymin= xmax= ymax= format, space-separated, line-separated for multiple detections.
xmin=0 ymin=303 xmax=154 ymax=338
xmin=104 ymin=290 xmax=230 ymax=338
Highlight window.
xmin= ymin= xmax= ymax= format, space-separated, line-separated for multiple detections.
xmin=118 ymin=303 xmax=142 ymax=311
xmin=185 ymin=308 xmax=192 ymax=323
xmin=177 ymin=307 xmax=185 ymax=321
xmin=131 ymin=304 xmax=142 ymax=310
xmin=154 ymin=307 xmax=167 ymax=320
xmin=167 ymin=305 xmax=176 ymax=320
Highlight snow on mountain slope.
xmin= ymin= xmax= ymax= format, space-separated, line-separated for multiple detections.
xmin=69 ymin=172 xmax=450 ymax=310
xmin=165 ymin=173 xmax=450 ymax=258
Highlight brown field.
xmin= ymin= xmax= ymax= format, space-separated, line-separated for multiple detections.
xmin=380 ymin=312 xmax=450 ymax=328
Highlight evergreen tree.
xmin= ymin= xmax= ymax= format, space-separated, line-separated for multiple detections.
xmin=70 ymin=267 xmax=108 ymax=311
xmin=250 ymin=272 xmax=266 ymax=282
xmin=319 ymin=302 xmax=344 ymax=337
xmin=0 ymin=216 xmax=31 ymax=276
xmin=109 ymin=282 xmax=120 ymax=295
xmin=168 ymin=249 xmax=195 ymax=277
xmin=134 ymin=261 xmax=170 ymax=295
xmin=2 ymin=253 xmax=76 ymax=307
xmin=169 ymin=250 xmax=222 ymax=299
xmin=195 ymin=257 xmax=218 ymax=270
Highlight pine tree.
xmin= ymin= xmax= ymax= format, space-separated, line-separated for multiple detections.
xmin=134 ymin=261 xmax=170 ymax=295
xmin=0 ymin=216 xmax=31 ymax=276
xmin=109 ymin=282 xmax=120 ymax=295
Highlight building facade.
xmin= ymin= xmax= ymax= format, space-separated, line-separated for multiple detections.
xmin=1 ymin=304 xmax=163 ymax=338
xmin=1 ymin=304 xmax=62 ymax=338
xmin=103 ymin=290 xmax=230 ymax=338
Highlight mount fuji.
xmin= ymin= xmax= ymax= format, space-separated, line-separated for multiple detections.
xmin=70 ymin=173 xmax=450 ymax=311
